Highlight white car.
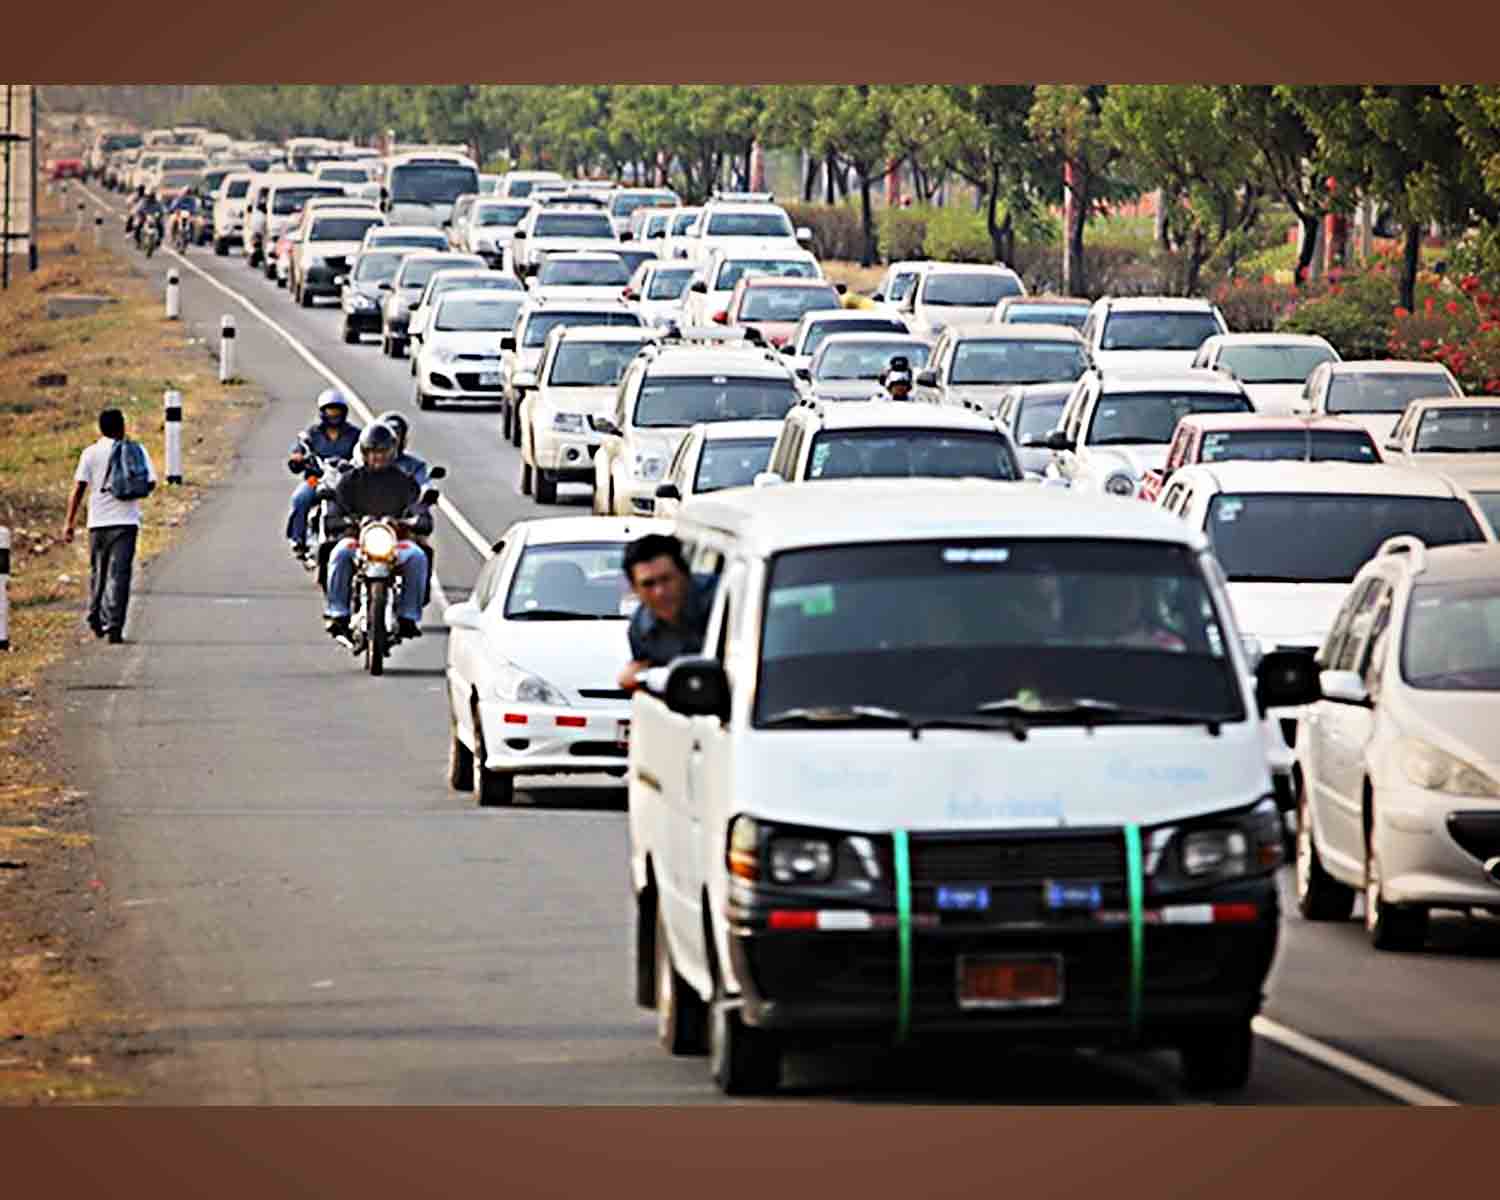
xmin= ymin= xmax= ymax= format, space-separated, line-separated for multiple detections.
xmin=680 ymin=247 xmax=822 ymax=328
xmin=911 ymin=323 xmax=1090 ymax=412
xmin=1294 ymin=539 xmax=1500 ymax=950
xmin=796 ymin=332 xmax=935 ymax=402
xmin=519 ymin=325 xmax=659 ymax=504
xmin=411 ymin=290 xmax=526 ymax=411
xmin=211 ymin=171 xmax=255 ymax=255
xmin=628 ymin=477 xmax=1319 ymax=1095
xmin=1156 ymin=460 xmax=1495 ymax=806
xmin=500 ymin=170 xmax=565 ymax=200
xmin=657 ymin=206 xmax=703 ymax=261
xmin=1080 ymin=296 xmax=1230 ymax=373
xmin=259 ymin=174 xmax=349 ymax=280
xmin=1037 ymin=367 xmax=1254 ymax=496
xmin=1191 ymin=333 xmax=1342 ymax=416
xmin=510 ymin=204 xmax=619 ymax=279
xmin=1296 ymin=360 xmax=1465 ymax=445
xmin=898 ymin=263 xmax=1026 ymax=336
xmin=289 ymin=207 xmax=386 ymax=307
xmin=459 ymin=198 xmax=533 ymax=268
xmin=360 ymin=224 xmax=452 ymax=255
xmin=530 ymin=250 xmax=633 ymax=302
xmin=653 ymin=420 xmax=783 ymax=519
xmin=1384 ymin=396 xmax=1500 ymax=468
xmin=314 ymin=161 xmax=381 ymax=203
xmin=407 ymin=268 xmax=524 ymax=365
xmin=608 ymin=187 xmax=680 ymax=240
xmin=675 ymin=195 xmax=813 ymax=265
xmin=442 ymin=516 xmax=670 ymax=807
xmin=624 ymin=261 xmax=698 ymax=329
xmin=778 ymin=309 xmax=910 ymax=375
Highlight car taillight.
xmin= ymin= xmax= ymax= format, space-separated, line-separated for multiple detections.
xmin=712 ymin=311 xmax=728 ymax=324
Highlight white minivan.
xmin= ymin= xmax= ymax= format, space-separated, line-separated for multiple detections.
xmin=627 ymin=479 xmax=1320 ymax=1095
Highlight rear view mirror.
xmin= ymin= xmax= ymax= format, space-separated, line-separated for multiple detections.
xmin=1257 ymin=652 xmax=1323 ymax=710
xmin=689 ymin=280 xmax=707 ymax=294
xmin=664 ymin=656 xmax=731 ymax=721
xmin=499 ymin=335 xmax=517 ymax=351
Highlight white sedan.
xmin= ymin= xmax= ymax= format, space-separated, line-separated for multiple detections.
xmin=412 ymin=290 xmax=526 ymax=411
xmin=442 ymin=516 xmax=670 ymax=806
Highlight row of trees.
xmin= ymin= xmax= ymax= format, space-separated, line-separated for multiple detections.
xmin=155 ymin=85 xmax=1500 ymax=307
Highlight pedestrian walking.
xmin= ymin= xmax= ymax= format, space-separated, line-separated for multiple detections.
xmin=62 ymin=407 xmax=157 ymax=644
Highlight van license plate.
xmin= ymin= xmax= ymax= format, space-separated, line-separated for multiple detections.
xmin=936 ymin=886 xmax=990 ymax=911
xmin=957 ymin=955 xmax=1063 ymax=1010
xmin=616 ymin=720 xmax=630 ymax=748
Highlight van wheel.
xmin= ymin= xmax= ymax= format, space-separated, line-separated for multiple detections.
xmin=381 ymin=333 xmax=392 ymax=357
xmin=1179 ymin=1019 xmax=1253 ymax=1093
xmin=535 ymin=470 xmax=558 ymax=504
xmin=656 ymin=908 xmax=707 ymax=1055
xmin=519 ymin=458 xmax=533 ymax=496
xmin=1295 ymin=776 xmax=1355 ymax=921
xmin=501 ymin=400 xmax=513 ymax=442
xmin=341 ymin=320 xmax=359 ymax=345
xmin=1366 ymin=829 xmax=1427 ymax=951
xmin=708 ymin=972 xmax=780 ymax=1095
xmin=635 ymin=886 xmax=658 ymax=1008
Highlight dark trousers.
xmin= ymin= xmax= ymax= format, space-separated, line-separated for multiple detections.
xmin=88 ymin=525 xmax=138 ymax=634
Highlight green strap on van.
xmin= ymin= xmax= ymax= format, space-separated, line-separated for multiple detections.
xmin=893 ymin=830 xmax=912 ymax=1044
xmin=1124 ymin=823 xmax=1144 ymax=1038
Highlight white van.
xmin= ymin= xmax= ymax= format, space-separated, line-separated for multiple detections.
xmin=627 ymin=479 xmax=1319 ymax=1095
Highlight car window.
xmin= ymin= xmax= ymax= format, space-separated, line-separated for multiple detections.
xmin=472 ymin=554 xmax=508 ymax=610
xmin=504 ymin=542 xmax=633 ymax=619
xmin=1360 ymin=583 xmax=1396 ymax=689
xmin=694 ymin=437 xmax=775 ymax=493
xmin=1334 ymin=577 xmax=1389 ymax=672
xmin=1319 ymin=578 xmax=1379 ymax=669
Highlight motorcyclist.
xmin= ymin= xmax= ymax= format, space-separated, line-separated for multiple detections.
xmin=872 ymin=356 xmax=915 ymax=402
xmin=323 ymin=423 xmax=432 ymax=644
xmin=167 ymin=193 xmax=197 ymax=247
xmin=132 ymin=191 xmax=164 ymax=247
xmin=286 ymin=389 xmax=362 ymax=560
xmin=375 ymin=411 xmax=435 ymax=603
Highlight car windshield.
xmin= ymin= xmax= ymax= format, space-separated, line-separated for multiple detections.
xmin=634 ymin=377 xmax=799 ymax=427
xmin=1402 ymin=582 xmax=1500 ymax=690
xmin=1017 ymin=396 xmax=1068 ymax=440
xmin=504 ymin=543 xmax=632 ymax=619
xmin=1475 ymin=491 xmax=1500 ymax=533
xmin=548 ymin=341 xmax=646 ymax=386
xmin=646 ymin=268 xmax=695 ymax=300
xmin=1326 ymin=372 xmax=1458 ymax=415
xmin=671 ymin=212 xmax=700 ymax=235
xmin=806 ymin=431 xmax=1021 ymax=481
xmin=739 ymin=286 xmax=841 ymax=322
xmin=311 ymin=217 xmax=380 ymax=241
xmin=477 ymin=203 xmax=529 ymax=227
xmin=612 ymin=192 xmax=676 ymax=217
xmin=1198 ymin=429 xmax=1380 ymax=464
xmin=272 ymin=187 xmax=341 ymax=215
xmin=538 ymin=258 xmax=630 ymax=287
xmin=950 ymin=339 xmax=1088 ymax=385
xmin=1004 ymin=304 xmax=1090 ymax=329
xmin=754 ymin=539 xmax=1243 ymax=726
xmin=706 ymin=211 xmax=794 ymax=238
xmin=1102 ymin=311 xmax=1223 ymax=351
xmin=431 ymin=276 xmax=520 ymax=301
xmin=371 ymin=234 xmax=449 ymax=251
xmin=1206 ymin=493 xmax=1485 ymax=583
xmin=803 ymin=318 xmax=906 ymax=357
xmin=923 ymin=271 xmax=1023 ymax=307
xmin=522 ymin=310 xmax=642 ymax=348
xmin=715 ymin=258 xmax=817 ymax=290
xmin=1216 ymin=344 xmax=1337 ymax=384
xmin=693 ymin=438 xmax=776 ymax=492
xmin=389 ymin=164 xmax=478 ymax=205
xmin=815 ymin=341 xmax=932 ymax=381
xmin=400 ymin=260 xmax=468 ymax=289
xmin=888 ymin=271 xmax=921 ymax=302
xmin=1088 ymin=391 xmax=1251 ymax=445
xmin=353 ymin=252 xmax=404 ymax=282
xmin=319 ymin=168 xmax=369 ymax=183
xmin=1413 ymin=407 xmax=1500 ymax=452
xmin=225 ymin=179 xmax=250 ymax=198
xmin=435 ymin=297 xmax=523 ymax=332
xmin=534 ymin=212 xmax=614 ymax=238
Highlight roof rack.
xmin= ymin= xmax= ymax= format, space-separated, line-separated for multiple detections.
xmin=1377 ymin=535 xmax=1427 ymax=573
xmin=709 ymin=190 xmax=776 ymax=204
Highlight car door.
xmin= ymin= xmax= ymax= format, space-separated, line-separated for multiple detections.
xmin=1055 ymin=380 xmax=1094 ymax=484
xmin=449 ymin=547 xmax=510 ymax=744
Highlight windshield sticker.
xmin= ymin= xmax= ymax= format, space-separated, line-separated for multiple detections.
xmin=771 ymin=584 xmax=836 ymax=617
xmin=810 ymin=444 xmax=831 ymax=476
xmin=943 ymin=547 xmax=1011 ymax=565
xmin=1215 ymin=498 xmax=1244 ymax=522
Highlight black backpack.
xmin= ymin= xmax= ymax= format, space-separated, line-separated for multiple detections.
xmin=104 ymin=438 xmax=154 ymax=501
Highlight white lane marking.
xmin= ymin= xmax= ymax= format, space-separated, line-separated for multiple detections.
xmin=82 ymin=188 xmax=493 ymax=564
xmin=1252 ymin=1016 xmax=1458 ymax=1107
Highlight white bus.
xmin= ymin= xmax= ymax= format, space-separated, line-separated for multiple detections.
xmin=381 ymin=150 xmax=479 ymax=229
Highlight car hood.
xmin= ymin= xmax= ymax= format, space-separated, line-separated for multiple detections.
xmin=427 ymin=330 xmax=507 ymax=356
xmin=919 ymin=304 xmax=998 ymax=328
xmin=387 ymin=201 xmax=454 ymax=228
xmin=542 ymin=384 xmax=618 ymax=413
xmin=497 ymin=620 xmax=635 ymax=702
xmin=1091 ymin=349 xmax=1200 ymax=372
xmin=533 ymin=285 xmax=627 ymax=303
xmin=1395 ymin=692 xmax=1500 ymax=775
xmin=303 ymin=240 xmax=365 ymax=261
xmin=1085 ymin=444 xmax=1171 ymax=478
xmin=1404 ymin=451 xmax=1500 ymax=474
xmin=811 ymin=379 xmax=882 ymax=402
xmin=1242 ymin=383 xmax=1306 ymax=417
xmin=1225 ymin=581 xmax=1350 ymax=645
xmin=727 ymin=723 xmax=1270 ymax=832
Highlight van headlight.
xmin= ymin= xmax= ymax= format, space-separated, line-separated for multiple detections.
xmin=1144 ymin=797 xmax=1283 ymax=893
xmin=1401 ymin=739 xmax=1500 ymax=796
xmin=1103 ymin=470 xmax=1137 ymax=496
xmin=727 ymin=816 xmax=883 ymax=890
xmin=552 ymin=412 xmax=586 ymax=432
xmin=359 ymin=523 xmax=398 ymax=562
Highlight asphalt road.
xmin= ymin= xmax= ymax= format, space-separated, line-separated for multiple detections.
xmin=60 ymin=187 xmax=1500 ymax=1104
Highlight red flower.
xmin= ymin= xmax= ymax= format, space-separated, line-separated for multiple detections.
xmin=1261 ymin=274 xmax=1274 ymax=286
xmin=1424 ymin=297 xmax=1436 ymax=317
xmin=1394 ymin=306 xmax=1410 ymax=319
xmin=1462 ymin=274 xmax=1481 ymax=292
xmin=1330 ymin=284 xmax=1344 ymax=296
xmin=1421 ymin=338 xmax=1435 ymax=351
xmin=1446 ymin=300 xmax=1461 ymax=317
xmin=1488 ymin=379 xmax=1500 ymax=394
xmin=1479 ymin=292 xmax=1493 ymax=307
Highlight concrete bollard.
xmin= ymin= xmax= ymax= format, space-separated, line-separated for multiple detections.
xmin=0 ymin=526 xmax=10 ymax=651
xmin=163 ymin=391 xmax=183 ymax=485
xmin=166 ymin=270 xmax=180 ymax=320
xmin=219 ymin=315 xmax=237 ymax=383
xmin=93 ymin=215 xmax=103 ymax=248
xmin=76 ymin=201 xmax=86 ymax=232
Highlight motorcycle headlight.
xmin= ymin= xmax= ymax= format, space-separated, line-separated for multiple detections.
xmin=632 ymin=452 xmax=665 ymax=481
xmin=1401 ymin=738 xmax=1500 ymax=796
xmin=552 ymin=412 xmax=586 ymax=433
xmin=1103 ymin=470 xmax=1137 ymax=497
xmin=359 ymin=523 xmax=399 ymax=562
xmin=1144 ymin=797 xmax=1283 ymax=893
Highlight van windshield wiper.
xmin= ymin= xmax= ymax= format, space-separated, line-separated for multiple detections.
xmin=977 ymin=696 xmax=1226 ymax=736
xmin=760 ymin=705 xmax=1030 ymax=742
xmin=505 ymin=609 xmax=611 ymax=620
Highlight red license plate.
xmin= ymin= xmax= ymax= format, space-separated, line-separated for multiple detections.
xmin=956 ymin=955 xmax=1063 ymax=1010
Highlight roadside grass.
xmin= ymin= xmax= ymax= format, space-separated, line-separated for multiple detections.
xmin=0 ymin=183 xmax=267 ymax=1104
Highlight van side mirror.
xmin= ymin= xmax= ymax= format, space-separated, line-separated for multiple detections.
xmin=690 ymin=280 xmax=707 ymax=294
xmin=664 ymin=656 xmax=730 ymax=721
xmin=654 ymin=482 xmax=682 ymax=500
xmin=915 ymin=369 xmax=938 ymax=388
xmin=1257 ymin=652 xmax=1323 ymax=710
xmin=1317 ymin=668 xmax=1369 ymax=707
xmin=1026 ymin=430 xmax=1075 ymax=452
xmin=499 ymin=335 xmax=517 ymax=351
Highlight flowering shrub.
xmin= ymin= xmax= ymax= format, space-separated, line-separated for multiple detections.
xmin=1277 ymin=267 xmax=1400 ymax=360
xmin=1211 ymin=274 xmax=1299 ymax=332
xmin=1387 ymin=273 xmax=1500 ymax=394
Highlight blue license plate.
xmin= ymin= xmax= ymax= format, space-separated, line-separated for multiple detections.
xmin=936 ymin=886 xmax=991 ymax=911
xmin=1045 ymin=882 xmax=1103 ymax=910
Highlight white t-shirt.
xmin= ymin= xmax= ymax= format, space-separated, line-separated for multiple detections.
xmin=74 ymin=436 xmax=157 ymax=529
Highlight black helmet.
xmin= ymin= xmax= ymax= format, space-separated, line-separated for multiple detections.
xmin=316 ymin=387 xmax=349 ymax=422
xmin=359 ymin=422 xmax=399 ymax=461
xmin=376 ymin=410 xmax=409 ymax=453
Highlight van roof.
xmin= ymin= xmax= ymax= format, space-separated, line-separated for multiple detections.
xmin=792 ymin=399 xmax=1001 ymax=432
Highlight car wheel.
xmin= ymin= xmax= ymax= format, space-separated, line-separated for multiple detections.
xmin=298 ymin=282 xmax=313 ymax=307
xmin=1295 ymin=774 xmax=1355 ymax=921
xmin=708 ymin=962 xmax=780 ymax=1095
xmin=392 ymin=337 xmax=406 ymax=359
xmin=519 ymin=457 xmax=533 ymax=496
xmin=341 ymin=320 xmax=359 ymax=345
xmin=381 ymin=333 xmax=392 ymax=357
xmin=655 ymin=907 xmax=708 ymax=1055
xmin=1366 ymin=815 xmax=1428 ymax=951
xmin=510 ymin=405 xmax=523 ymax=448
xmin=471 ymin=704 xmax=515 ymax=809
xmin=447 ymin=709 xmax=474 ymax=792
xmin=501 ymin=398 xmax=513 ymax=442
xmin=213 ymin=237 xmax=228 ymax=256
xmin=1179 ymin=1019 xmax=1254 ymax=1093
xmin=635 ymin=885 xmax=657 ymax=1009
xmin=417 ymin=387 xmax=434 ymax=412
xmin=535 ymin=469 xmax=558 ymax=504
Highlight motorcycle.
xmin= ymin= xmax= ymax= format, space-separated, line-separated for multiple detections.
xmin=141 ymin=212 xmax=164 ymax=258
xmin=341 ymin=482 xmax=442 ymax=677
xmin=171 ymin=209 xmax=193 ymax=254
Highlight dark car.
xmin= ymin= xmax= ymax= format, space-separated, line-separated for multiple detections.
xmin=338 ymin=249 xmax=408 ymax=344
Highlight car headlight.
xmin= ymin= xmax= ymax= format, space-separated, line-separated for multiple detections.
xmin=359 ymin=523 xmax=398 ymax=562
xmin=1144 ymin=797 xmax=1283 ymax=893
xmin=1401 ymin=739 xmax=1500 ymax=796
xmin=432 ymin=348 xmax=459 ymax=364
xmin=552 ymin=412 xmax=586 ymax=433
xmin=632 ymin=452 xmax=665 ymax=481
xmin=349 ymin=294 xmax=377 ymax=310
xmin=489 ymin=663 xmax=569 ymax=706
xmin=727 ymin=816 xmax=884 ymax=890
xmin=1103 ymin=470 xmax=1137 ymax=496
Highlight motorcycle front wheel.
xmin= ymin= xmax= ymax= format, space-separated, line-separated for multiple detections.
xmin=365 ymin=579 xmax=388 ymax=676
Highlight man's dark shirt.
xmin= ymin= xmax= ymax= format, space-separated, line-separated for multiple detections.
xmin=628 ymin=572 xmax=718 ymax=666
xmin=334 ymin=465 xmax=423 ymax=525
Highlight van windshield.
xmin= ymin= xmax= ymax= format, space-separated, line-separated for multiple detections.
xmin=754 ymin=539 xmax=1244 ymax=726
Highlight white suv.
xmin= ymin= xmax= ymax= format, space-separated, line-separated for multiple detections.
xmin=211 ymin=171 xmax=255 ymax=256
xmin=628 ymin=477 xmax=1320 ymax=1094
xmin=1080 ymin=297 xmax=1229 ymax=373
xmin=677 ymin=194 xmax=813 ymax=265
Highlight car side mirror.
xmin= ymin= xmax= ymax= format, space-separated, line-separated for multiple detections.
xmin=514 ymin=371 xmax=538 ymax=390
xmin=443 ymin=600 xmax=482 ymax=631
xmin=428 ymin=465 xmax=447 ymax=480
xmin=1037 ymin=431 xmax=1075 ymax=452
xmin=421 ymin=488 xmax=441 ymax=506
xmin=753 ymin=471 xmax=784 ymax=488
xmin=499 ymin=335 xmax=517 ymax=351
xmin=1317 ymin=668 xmax=1369 ymax=708
xmin=871 ymin=291 xmax=884 ymax=302
xmin=621 ymin=232 xmax=633 ymax=242
xmin=795 ymin=367 xmax=811 ymax=381
xmin=664 ymin=656 xmax=731 ymax=721
xmin=511 ymin=229 xmax=527 ymax=239
xmin=915 ymin=369 xmax=938 ymax=388
xmin=655 ymin=482 xmax=682 ymax=501
xmin=689 ymin=280 xmax=707 ymax=294
xmin=795 ymin=226 xmax=813 ymax=243
xmin=378 ymin=281 xmax=393 ymax=291
xmin=1256 ymin=652 xmax=1323 ymax=710
xmin=834 ymin=283 xmax=848 ymax=296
